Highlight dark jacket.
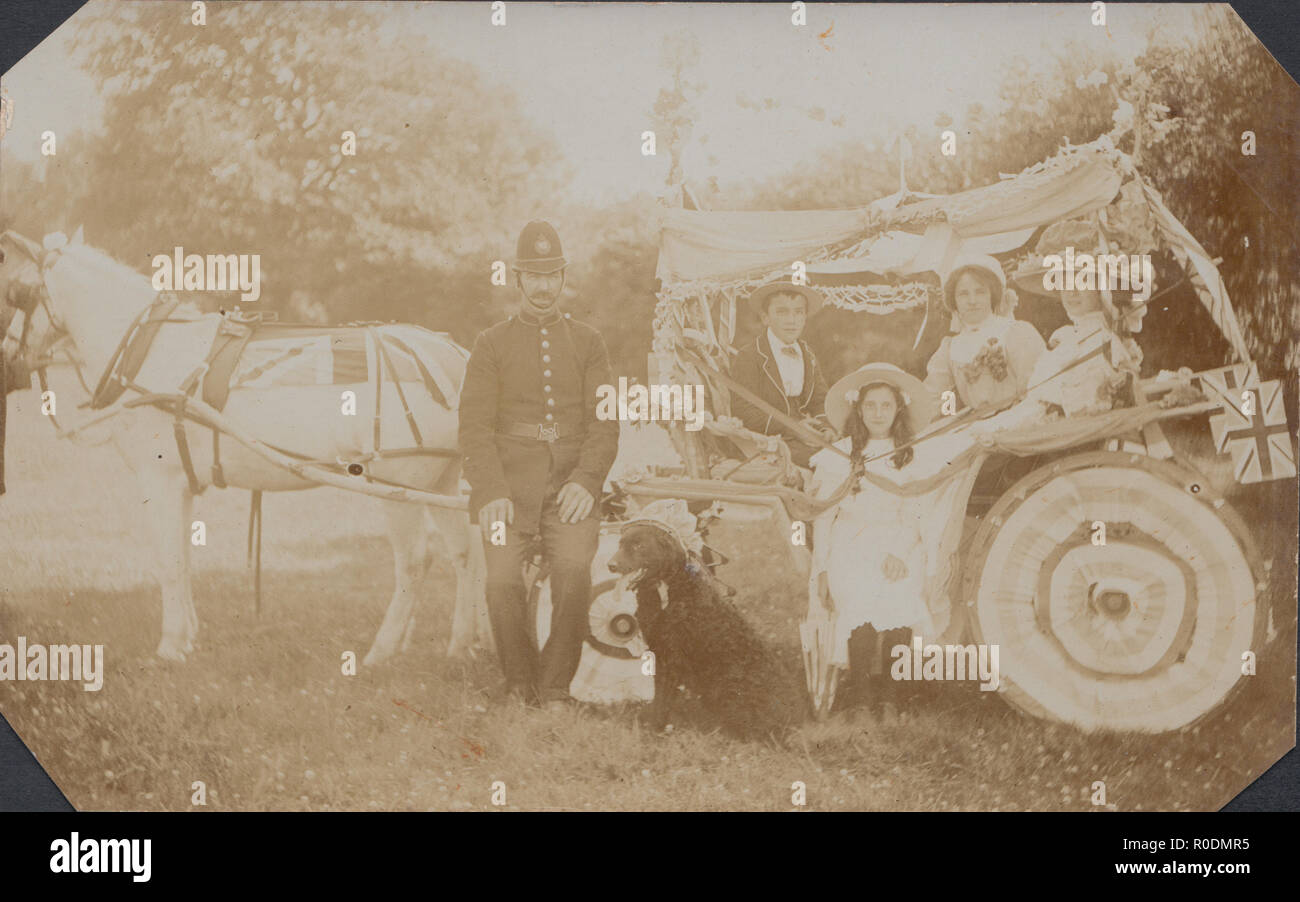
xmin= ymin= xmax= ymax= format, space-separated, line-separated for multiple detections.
xmin=729 ymin=333 xmax=828 ymax=450
xmin=458 ymin=307 xmax=619 ymax=530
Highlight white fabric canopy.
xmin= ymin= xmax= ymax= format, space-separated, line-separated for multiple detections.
xmin=654 ymin=137 xmax=1252 ymax=363
xmin=808 ymin=222 xmax=1037 ymax=279
xmin=655 ymin=207 xmax=873 ymax=284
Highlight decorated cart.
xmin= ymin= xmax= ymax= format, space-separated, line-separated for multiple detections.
xmin=609 ymin=135 xmax=1295 ymax=733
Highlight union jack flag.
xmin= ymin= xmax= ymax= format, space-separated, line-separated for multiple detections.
xmin=1198 ymin=364 xmax=1295 ymax=484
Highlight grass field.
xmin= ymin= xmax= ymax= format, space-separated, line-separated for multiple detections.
xmin=1 ymin=378 xmax=1296 ymax=811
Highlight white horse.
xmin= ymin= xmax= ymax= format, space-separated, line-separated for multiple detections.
xmin=1 ymin=230 xmax=488 ymax=664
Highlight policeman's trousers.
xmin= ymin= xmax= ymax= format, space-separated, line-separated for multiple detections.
xmin=481 ymin=493 xmax=600 ymax=703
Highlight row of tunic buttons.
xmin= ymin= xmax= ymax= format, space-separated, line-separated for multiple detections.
xmin=541 ymin=327 xmax=554 ymax=416
xmin=523 ymin=316 xmax=564 ymax=421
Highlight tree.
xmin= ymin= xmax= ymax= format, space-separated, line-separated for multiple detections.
xmin=650 ymin=32 xmax=703 ymax=200
xmin=64 ymin=2 xmax=570 ymax=343
xmin=1135 ymin=6 xmax=1300 ymax=382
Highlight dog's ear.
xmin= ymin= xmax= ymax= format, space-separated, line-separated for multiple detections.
xmin=652 ymin=528 xmax=687 ymax=576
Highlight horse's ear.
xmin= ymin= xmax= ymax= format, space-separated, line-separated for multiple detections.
xmin=71 ymin=225 xmax=84 ymax=245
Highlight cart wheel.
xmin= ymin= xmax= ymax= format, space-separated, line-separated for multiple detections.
xmin=963 ymin=451 xmax=1265 ymax=733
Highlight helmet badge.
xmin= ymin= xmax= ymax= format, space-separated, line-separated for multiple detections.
xmin=534 ymin=235 xmax=552 ymax=255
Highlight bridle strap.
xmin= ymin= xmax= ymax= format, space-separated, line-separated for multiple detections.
xmin=7 ymin=274 xmax=148 ymax=441
xmin=87 ymin=297 xmax=162 ymax=409
xmin=9 ymin=286 xmax=85 ymax=438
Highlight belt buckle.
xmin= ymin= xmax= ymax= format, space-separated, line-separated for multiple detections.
xmin=537 ymin=423 xmax=559 ymax=442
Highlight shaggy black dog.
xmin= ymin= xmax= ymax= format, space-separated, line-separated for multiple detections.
xmin=607 ymin=522 xmax=807 ymax=742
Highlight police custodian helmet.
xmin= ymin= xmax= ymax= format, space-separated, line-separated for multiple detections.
xmin=511 ymin=220 xmax=567 ymax=274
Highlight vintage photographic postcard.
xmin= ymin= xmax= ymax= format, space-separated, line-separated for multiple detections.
xmin=0 ymin=1 xmax=1295 ymax=824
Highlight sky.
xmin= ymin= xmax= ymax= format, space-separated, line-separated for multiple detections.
xmin=2 ymin=2 xmax=1210 ymax=204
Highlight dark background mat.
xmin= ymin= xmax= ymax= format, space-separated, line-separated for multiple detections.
xmin=0 ymin=0 xmax=1296 ymax=813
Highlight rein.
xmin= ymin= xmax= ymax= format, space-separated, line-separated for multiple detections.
xmin=14 ymin=275 xmax=463 ymax=472
xmin=8 ymin=282 xmax=135 ymax=442
xmin=8 ymin=284 xmax=76 ymax=438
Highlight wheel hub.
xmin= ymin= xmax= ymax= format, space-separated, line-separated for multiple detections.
xmin=1090 ymin=584 xmax=1133 ymax=618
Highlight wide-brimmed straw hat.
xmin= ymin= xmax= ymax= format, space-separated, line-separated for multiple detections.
xmin=622 ymin=498 xmax=703 ymax=556
xmin=825 ymin=362 xmax=938 ymax=435
xmin=940 ymin=253 xmax=1010 ymax=315
xmin=1011 ymin=218 xmax=1139 ymax=299
xmin=746 ymin=278 xmax=824 ymax=317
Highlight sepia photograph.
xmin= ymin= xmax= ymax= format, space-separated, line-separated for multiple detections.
xmin=0 ymin=0 xmax=1296 ymax=819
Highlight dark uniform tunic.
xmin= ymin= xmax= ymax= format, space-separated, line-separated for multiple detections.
xmin=458 ymin=306 xmax=619 ymax=701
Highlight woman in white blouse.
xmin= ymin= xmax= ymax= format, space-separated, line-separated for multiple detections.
xmin=924 ymin=254 xmax=1046 ymax=415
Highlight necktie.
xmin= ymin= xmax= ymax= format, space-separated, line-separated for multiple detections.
xmin=780 ymin=344 xmax=800 ymax=359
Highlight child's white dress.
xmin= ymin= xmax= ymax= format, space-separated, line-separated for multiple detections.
xmin=809 ymin=437 xmax=930 ymax=666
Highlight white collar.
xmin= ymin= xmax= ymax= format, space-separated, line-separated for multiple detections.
xmin=950 ymin=315 xmax=1013 ymax=363
xmin=960 ymin=313 xmax=1012 ymax=337
xmin=766 ymin=328 xmax=801 ymax=355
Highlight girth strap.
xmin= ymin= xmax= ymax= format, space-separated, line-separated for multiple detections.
xmin=199 ymin=320 xmax=255 ymax=488
xmin=172 ymin=398 xmax=202 ymax=497
xmin=171 ymin=363 xmax=209 ymax=497
xmin=212 ymin=428 xmax=226 ymax=489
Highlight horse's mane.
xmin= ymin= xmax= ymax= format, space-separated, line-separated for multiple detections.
xmin=53 ymin=241 xmax=152 ymax=290
xmin=44 ymin=240 xmax=157 ymax=315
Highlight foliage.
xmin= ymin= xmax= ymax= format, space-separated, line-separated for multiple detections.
xmin=48 ymin=2 xmax=569 ymax=344
xmin=3 ymin=7 xmax=1294 ymax=394
xmin=650 ymin=33 xmax=703 ymax=196
xmin=1134 ymin=6 xmax=1300 ymax=382
xmin=721 ymin=19 xmax=1298 ymax=396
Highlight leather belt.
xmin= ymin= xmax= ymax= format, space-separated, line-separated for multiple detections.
xmin=500 ymin=421 xmax=580 ymax=442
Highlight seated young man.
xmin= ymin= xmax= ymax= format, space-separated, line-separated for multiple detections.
xmin=729 ymin=280 xmax=831 ymax=468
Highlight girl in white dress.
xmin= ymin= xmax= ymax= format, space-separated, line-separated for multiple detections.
xmin=809 ymin=363 xmax=938 ymax=713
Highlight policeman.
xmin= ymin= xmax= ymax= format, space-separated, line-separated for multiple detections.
xmin=458 ymin=221 xmax=620 ymax=709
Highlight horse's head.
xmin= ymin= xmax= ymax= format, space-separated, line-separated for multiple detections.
xmin=1 ymin=230 xmax=68 ymax=393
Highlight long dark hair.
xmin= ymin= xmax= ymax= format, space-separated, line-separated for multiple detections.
xmin=845 ymin=381 xmax=914 ymax=482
